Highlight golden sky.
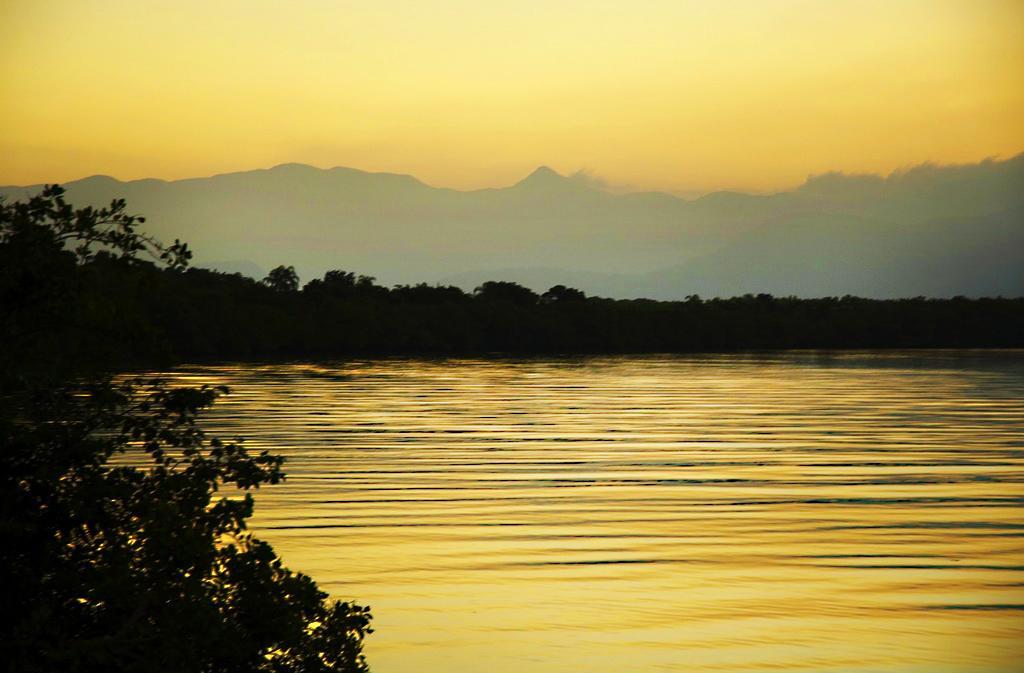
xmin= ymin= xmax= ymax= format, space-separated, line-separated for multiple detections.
xmin=1 ymin=0 xmax=1022 ymax=193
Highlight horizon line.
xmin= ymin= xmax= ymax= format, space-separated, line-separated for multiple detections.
xmin=3 ymin=151 xmax=1022 ymax=199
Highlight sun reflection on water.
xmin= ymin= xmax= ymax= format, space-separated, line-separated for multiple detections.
xmin=149 ymin=352 xmax=1024 ymax=672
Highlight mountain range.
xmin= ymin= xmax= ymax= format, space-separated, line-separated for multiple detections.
xmin=3 ymin=156 xmax=1022 ymax=298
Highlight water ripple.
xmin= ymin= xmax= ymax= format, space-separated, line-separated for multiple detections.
xmin=148 ymin=351 xmax=1024 ymax=672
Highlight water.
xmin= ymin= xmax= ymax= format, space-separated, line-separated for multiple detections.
xmin=155 ymin=352 xmax=1024 ymax=672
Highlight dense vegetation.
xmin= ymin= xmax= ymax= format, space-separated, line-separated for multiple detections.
xmin=1 ymin=186 xmax=371 ymax=672
xmin=4 ymin=187 xmax=1021 ymax=379
xmin=122 ymin=271 xmax=1024 ymax=361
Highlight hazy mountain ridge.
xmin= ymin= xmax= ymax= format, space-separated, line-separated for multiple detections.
xmin=2 ymin=155 xmax=1022 ymax=298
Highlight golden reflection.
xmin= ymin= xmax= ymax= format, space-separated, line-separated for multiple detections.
xmin=154 ymin=353 xmax=1024 ymax=672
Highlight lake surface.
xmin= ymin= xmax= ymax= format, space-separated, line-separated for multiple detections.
xmin=158 ymin=352 xmax=1024 ymax=672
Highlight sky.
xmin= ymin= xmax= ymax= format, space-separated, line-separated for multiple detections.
xmin=1 ymin=0 xmax=1022 ymax=193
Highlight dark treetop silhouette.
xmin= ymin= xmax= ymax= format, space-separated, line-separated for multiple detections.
xmin=13 ymin=197 xmax=1024 ymax=377
xmin=0 ymin=186 xmax=371 ymax=673
xmin=2 ymin=186 xmax=1022 ymax=379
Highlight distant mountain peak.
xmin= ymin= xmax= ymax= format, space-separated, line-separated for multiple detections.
xmin=76 ymin=174 xmax=120 ymax=184
xmin=515 ymin=165 xmax=566 ymax=188
xmin=268 ymin=162 xmax=320 ymax=173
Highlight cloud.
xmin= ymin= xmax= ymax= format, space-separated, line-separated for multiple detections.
xmin=568 ymin=168 xmax=640 ymax=194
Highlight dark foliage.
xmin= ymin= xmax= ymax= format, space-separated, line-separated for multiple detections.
xmin=541 ymin=285 xmax=587 ymax=303
xmin=7 ymin=256 xmax=1021 ymax=373
xmin=3 ymin=186 xmax=1022 ymax=377
xmin=1 ymin=380 xmax=371 ymax=673
xmin=0 ymin=186 xmax=371 ymax=673
xmin=473 ymin=280 xmax=540 ymax=306
xmin=262 ymin=265 xmax=300 ymax=293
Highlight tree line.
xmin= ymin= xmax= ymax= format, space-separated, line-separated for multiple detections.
xmin=6 ymin=222 xmax=1023 ymax=382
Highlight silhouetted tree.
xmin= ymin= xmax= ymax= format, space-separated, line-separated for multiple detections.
xmin=0 ymin=184 xmax=190 ymax=269
xmin=473 ymin=280 xmax=539 ymax=306
xmin=1 ymin=185 xmax=191 ymax=383
xmin=0 ymin=187 xmax=371 ymax=672
xmin=263 ymin=265 xmax=299 ymax=292
xmin=541 ymin=284 xmax=586 ymax=303
xmin=304 ymin=270 xmax=383 ymax=300
xmin=1 ymin=379 xmax=372 ymax=673
xmin=391 ymin=283 xmax=467 ymax=304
